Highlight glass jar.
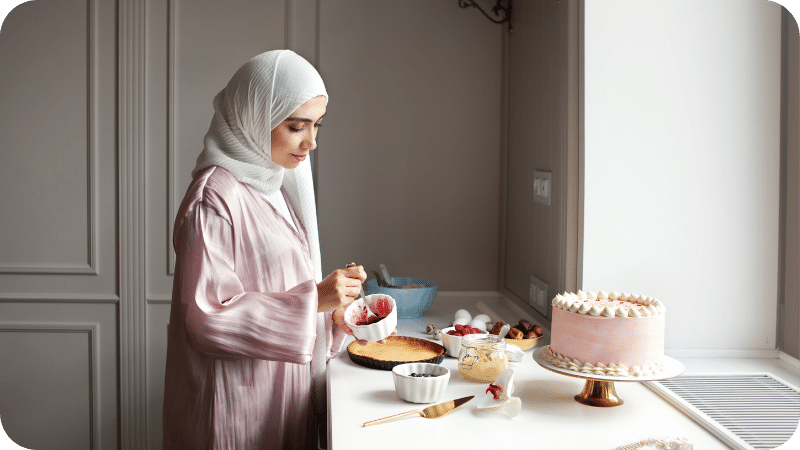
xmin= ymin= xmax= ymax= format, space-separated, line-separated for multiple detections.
xmin=457 ymin=334 xmax=508 ymax=382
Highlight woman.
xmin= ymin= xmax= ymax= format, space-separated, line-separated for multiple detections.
xmin=162 ymin=50 xmax=365 ymax=449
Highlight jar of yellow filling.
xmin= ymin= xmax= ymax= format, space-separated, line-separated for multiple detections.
xmin=457 ymin=334 xmax=508 ymax=382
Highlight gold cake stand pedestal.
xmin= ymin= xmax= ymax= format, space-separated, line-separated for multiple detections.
xmin=532 ymin=346 xmax=685 ymax=407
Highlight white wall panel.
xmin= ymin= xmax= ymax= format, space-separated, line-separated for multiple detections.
xmin=0 ymin=0 xmax=119 ymax=446
xmin=0 ymin=0 xmax=93 ymax=273
xmin=0 ymin=327 xmax=93 ymax=450
xmin=0 ymin=302 xmax=117 ymax=450
xmin=0 ymin=0 xmax=116 ymax=296
xmin=584 ymin=0 xmax=781 ymax=351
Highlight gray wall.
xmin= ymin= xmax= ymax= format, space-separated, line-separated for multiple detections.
xmin=316 ymin=0 xmax=502 ymax=290
xmin=502 ymin=0 xmax=582 ymax=320
xmin=780 ymin=6 xmax=800 ymax=359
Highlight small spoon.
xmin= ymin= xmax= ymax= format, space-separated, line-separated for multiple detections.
xmin=348 ymin=262 xmax=375 ymax=318
xmin=378 ymin=263 xmax=401 ymax=288
xmin=497 ymin=323 xmax=511 ymax=340
xmin=379 ymin=264 xmax=392 ymax=285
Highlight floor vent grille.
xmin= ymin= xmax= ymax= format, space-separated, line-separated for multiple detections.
xmin=646 ymin=373 xmax=800 ymax=450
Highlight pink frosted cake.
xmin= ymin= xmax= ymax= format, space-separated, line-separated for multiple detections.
xmin=543 ymin=291 xmax=666 ymax=377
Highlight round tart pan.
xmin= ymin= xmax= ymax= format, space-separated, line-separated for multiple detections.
xmin=346 ymin=336 xmax=445 ymax=370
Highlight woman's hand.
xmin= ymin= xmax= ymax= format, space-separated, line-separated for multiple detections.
xmin=332 ymin=305 xmax=397 ymax=346
xmin=332 ymin=305 xmax=368 ymax=346
xmin=316 ymin=264 xmax=366 ymax=313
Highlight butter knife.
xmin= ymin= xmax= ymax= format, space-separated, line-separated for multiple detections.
xmin=362 ymin=395 xmax=474 ymax=427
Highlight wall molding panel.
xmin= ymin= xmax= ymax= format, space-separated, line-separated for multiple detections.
xmin=0 ymin=0 xmax=120 ymax=447
xmin=0 ymin=322 xmax=101 ymax=449
xmin=0 ymin=0 xmax=100 ymax=276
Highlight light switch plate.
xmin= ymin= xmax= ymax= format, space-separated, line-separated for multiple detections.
xmin=533 ymin=171 xmax=552 ymax=205
xmin=529 ymin=274 xmax=549 ymax=316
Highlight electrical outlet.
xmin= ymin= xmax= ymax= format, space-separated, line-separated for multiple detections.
xmin=533 ymin=171 xmax=552 ymax=205
xmin=529 ymin=274 xmax=549 ymax=316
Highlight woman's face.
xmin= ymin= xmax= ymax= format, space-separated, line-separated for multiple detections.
xmin=270 ymin=95 xmax=327 ymax=169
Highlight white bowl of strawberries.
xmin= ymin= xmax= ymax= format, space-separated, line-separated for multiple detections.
xmin=344 ymin=294 xmax=398 ymax=342
xmin=441 ymin=324 xmax=487 ymax=357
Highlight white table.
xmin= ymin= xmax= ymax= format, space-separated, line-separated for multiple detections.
xmin=328 ymin=295 xmax=734 ymax=449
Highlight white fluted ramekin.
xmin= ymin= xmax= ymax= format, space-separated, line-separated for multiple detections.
xmin=392 ymin=363 xmax=450 ymax=403
xmin=440 ymin=326 xmax=488 ymax=357
xmin=344 ymin=294 xmax=397 ymax=342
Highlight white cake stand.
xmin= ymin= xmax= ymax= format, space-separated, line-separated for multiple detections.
xmin=532 ymin=346 xmax=685 ymax=407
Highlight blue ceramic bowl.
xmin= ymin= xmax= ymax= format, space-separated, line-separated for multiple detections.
xmin=365 ymin=277 xmax=438 ymax=319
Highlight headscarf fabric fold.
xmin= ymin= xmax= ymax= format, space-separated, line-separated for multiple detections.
xmin=193 ymin=49 xmax=327 ymax=282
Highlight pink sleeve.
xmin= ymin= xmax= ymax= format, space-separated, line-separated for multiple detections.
xmin=176 ymin=204 xmax=318 ymax=364
xmin=326 ymin=311 xmax=348 ymax=360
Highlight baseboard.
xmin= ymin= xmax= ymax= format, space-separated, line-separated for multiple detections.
xmin=436 ymin=291 xmax=503 ymax=298
xmin=778 ymin=351 xmax=800 ymax=371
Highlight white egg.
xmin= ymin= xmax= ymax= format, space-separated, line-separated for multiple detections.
xmin=472 ymin=314 xmax=491 ymax=324
xmin=454 ymin=309 xmax=472 ymax=322
xmin=468 ymin=318 xmax=487 ymax=331
xmin=453 ymin=316 xmax=471 ymax=326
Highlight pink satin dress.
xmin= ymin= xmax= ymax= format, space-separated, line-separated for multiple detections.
xmin=163 ymin=166 xmax=346 ymax=449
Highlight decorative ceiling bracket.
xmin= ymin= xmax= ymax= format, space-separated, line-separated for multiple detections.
xmin=458 ymin=0 xmax=513 ymax=32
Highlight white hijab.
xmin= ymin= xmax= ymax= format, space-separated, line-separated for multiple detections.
xmin=193 ymin=49 xmax=326 ymax=282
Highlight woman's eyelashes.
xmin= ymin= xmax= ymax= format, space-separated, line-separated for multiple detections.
xmin=288 ymin=122 xmax=322 ymax=132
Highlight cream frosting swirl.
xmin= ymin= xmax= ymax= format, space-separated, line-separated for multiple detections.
xmin=543 ymin=346 xmax=666 ymax=377
xmin=551 ymin=290 xmax=666 ymax=318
